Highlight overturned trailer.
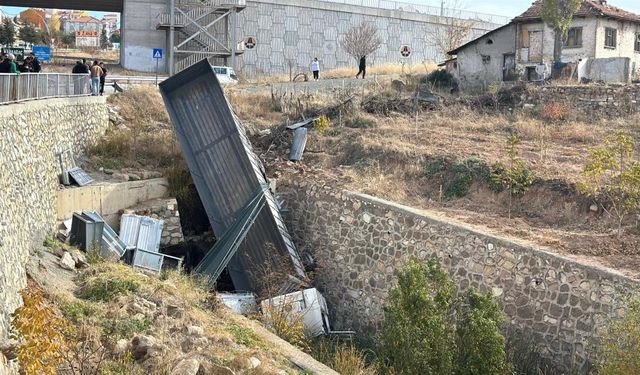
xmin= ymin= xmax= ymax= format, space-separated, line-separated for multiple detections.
xmin=159 ymin=60 xmax=305 ymax=292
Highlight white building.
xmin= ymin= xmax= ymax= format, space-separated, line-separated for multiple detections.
xmin=448 ymin=0 xmax=640 ymax=91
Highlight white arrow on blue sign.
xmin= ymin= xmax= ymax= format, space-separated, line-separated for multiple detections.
xmin=153 ymin=48 xmax=163 ymax=59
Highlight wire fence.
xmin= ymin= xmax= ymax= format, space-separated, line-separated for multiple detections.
xmin=316 ymin=0 xmax=509 ymax=25
xmin=0 ymin=73 xmax=91 ymax=105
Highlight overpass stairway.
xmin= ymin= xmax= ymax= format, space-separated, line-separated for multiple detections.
xmin=158 ymin=0 xmax=245 ymax=73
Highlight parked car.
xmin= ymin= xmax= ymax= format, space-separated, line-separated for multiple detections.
xmin=212 ymin=66 xmax=238 ymax=85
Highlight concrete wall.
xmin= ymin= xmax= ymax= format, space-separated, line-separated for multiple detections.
xmin=237 ymin=0 xmax=498 ymax=76
xmin=456 ymin=24 xmax=516 ymax=91
xmin=121 ymin=0 xmax=168 ymax=73
xmin=280 ymin=180 xmax=639 ymax=372
xmin=121 ymin=0 xmax=501 ymax=75
xmin=0 ymin=97 xmax=109 ymax=373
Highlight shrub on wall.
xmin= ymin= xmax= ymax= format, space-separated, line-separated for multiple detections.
xmin=378 ymin=258 xmax=510 ymax=375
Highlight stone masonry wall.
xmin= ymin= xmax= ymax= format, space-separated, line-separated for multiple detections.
xmin=521 ymin=84 xmax=640 ymax=119
xmin=279 ymin=180 xmax=640 ymax=372
xmin=0 ymin=97 xmax=108 ymax=373
xmin=126 ymin=198 xmax=185 ymax=246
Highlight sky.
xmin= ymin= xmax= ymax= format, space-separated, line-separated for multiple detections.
xmin=1 ymin=0 xmax=640 ymax=20
xmin=0 ymin=6 xmax=118 ymax=20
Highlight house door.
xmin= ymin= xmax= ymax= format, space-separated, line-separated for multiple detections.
xmin=528 ymin=30 xmax=543 ymax=63
xmin=503 ymin=54 xmax=516 ymax=81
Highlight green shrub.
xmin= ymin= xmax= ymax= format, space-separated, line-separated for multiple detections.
xmin=101 ymin=317 xmax=152 ymax=339
xmin=457 ymin=289 xmax=511 ymax=375
xmin=60 ymin=300 xmax=97 ymax=324
xmin=77 ymin=265 xmax=143 ymax=302
xmin=425 ymin=70 xmax=454 ymax=88
xmin=379 ymin=259 xmax=457 ymax=374
xmin=378 ymin=258 xmax=509 ymax=375
xmin=227 ymin=324 xmax=262 ymax=348
xmin=425 ymin=159 xmax=446 ymax=177
xmin=346 ymin=117 xmax=376 ymax=129
xmin=78 ymin=278 xmax=140 ymax=302
xmin=446 ymin=163 xmax=476 ymax=199
xmin=598 ymin=297 xmax=640 ymax=374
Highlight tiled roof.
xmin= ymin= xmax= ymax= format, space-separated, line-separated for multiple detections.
xmin=69 ymin=16 xmax=101 ymax=24
xmin=514 ymin=0 xmax=640 ymax=23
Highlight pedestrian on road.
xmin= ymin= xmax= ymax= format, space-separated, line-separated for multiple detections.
xmin=90 ymin=60 xmax=103 ymax=96
xmin=356 ymin=55 xmax=366 ymax=79
xmin=311 ymin=57 xmax=320 ymax=81
xmin=99 ymin=62 xmax=108 ymax=96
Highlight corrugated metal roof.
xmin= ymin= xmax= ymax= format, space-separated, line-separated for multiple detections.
xmin=159 ymin=59 xmax=305 ymax=293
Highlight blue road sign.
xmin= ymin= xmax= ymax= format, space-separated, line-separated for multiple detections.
xmin=153 ymin=48 xmax=163 ymax=59
xmin=32 ymin=46 xmax=51 ymax=62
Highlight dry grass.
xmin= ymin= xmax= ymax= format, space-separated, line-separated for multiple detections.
xmin=251 ymin=63 xmax=437 ymax=84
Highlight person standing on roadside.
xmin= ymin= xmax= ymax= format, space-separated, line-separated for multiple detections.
xmin=90 ymin=60 xmax=103 ymax=96
xmin=356 ymin=55 xmax=366 ymax=79
xmin=29 ymin=52 xmax=41 ymax=73
xmin=99 ymin=62 xmax=108 ymax=96
xmin=7 ymin=54 xmax=19 ymax=74
xmin=311 ymin=57 xmax=320 ymax=81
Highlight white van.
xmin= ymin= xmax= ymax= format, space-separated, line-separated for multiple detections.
xmin=212 ymin=66 xmax=238 ymax=85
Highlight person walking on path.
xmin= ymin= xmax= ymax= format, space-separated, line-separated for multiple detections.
xmin=311 ymin=57 xmax=320 ymax=81
xmin=90 ymin=60 xmax=103 ymax=96
xmin=356 ymin=55 xmax=366 ymax=79
xmin=99 ymin=62 xmax=108 ymax=96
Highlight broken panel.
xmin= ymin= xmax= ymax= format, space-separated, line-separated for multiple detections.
xmin=159 ymin=60 xmax=305 ymax=292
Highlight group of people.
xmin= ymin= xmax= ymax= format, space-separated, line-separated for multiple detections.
xmin=0 ymin=52 xmax=42 ymax=74
xmin=310 ymin=55 xmax=367 ymax=81
xmin=72 ymin=59 xmax=108 ymax=96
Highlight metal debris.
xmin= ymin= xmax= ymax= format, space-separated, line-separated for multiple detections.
xmin=159 ymin=60 xmax=305 ymax=292
xmin=58 ymin=149 xmax=93 ymax=186
xmin=289 ymin=127 xmax=308 ymax=162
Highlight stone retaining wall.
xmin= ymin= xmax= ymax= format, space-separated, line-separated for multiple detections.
xmin=279 ymin=180 xmax=639 ymax=372
xmin=126 ymin=198 xmax=184 ymax=246
xmin=0 ymin=97 xmax=108 ymax=372
xmin=522 ymin=85 xmax=640 ymax=119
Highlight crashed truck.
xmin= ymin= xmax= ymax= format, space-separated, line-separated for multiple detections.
xmin=158 ymin=60 xmax=306 ymax=294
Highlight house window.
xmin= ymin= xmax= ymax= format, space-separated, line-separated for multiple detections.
xmin=565 ymin=27 xmax=583 ymax=48
xmin=635 ymin=33 xmax=640 ymax=52
xmin=605 ymin=27 xmax=617 ymax=49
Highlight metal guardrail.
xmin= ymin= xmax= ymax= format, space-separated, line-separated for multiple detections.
xmin=106 ymin=76 xmax=168 ymax=84
xmin=0 ymin=73 xmax=91 ymax=105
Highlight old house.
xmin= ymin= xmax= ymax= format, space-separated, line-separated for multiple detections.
xmin=448 ymin=0 xmax=640 ymax=90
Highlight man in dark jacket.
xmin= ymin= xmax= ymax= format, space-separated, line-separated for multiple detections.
xmin=29 ymin=53 xmax=41 ymax=73
xmin=356 ymin=55 xmax=366 ymax=79
xmin=0 ymin=55 xmax=10 ymax=73
xmin=72 ymin=60 xmax=87 ymax=74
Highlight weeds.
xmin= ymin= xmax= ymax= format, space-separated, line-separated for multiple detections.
xmin=227 ymin=324 xmax=263 ymax=348
xmin=76 ymin=264 xmax=145 ymax=302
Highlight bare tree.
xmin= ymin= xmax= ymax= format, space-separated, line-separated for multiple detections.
xmin=340 ymin=22 xmax=382 ymax=61
xmin=431 ymin=0 xmax=475 ymax=59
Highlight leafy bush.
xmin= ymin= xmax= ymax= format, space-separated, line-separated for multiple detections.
xmin=11 ymin=288 xmax=71 ymax=375
xmin=425 ymin=159 xmax=446 ymax=177
xmin=60 ymin=300 xmax=97 ymax=324
xmin=425 ymin=69 xmax=454 ymax=88
xmin=314 ymin=115 xmax=332 ymax=134
xmin=598 ymin=297 xmax=640 ymax=374
xmin=425 ymin=159 xmax=496 ymax=199
xmin=379 ymin=259 xmax=457 ymax=374
xmin=378 ymin=258 xmax=509 ymax=375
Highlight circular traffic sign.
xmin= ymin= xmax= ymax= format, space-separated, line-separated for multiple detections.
xmin=400 ymin=45 xmax=412 ymax=58
xmin=245 ymin=36 xmax=256 ymax=49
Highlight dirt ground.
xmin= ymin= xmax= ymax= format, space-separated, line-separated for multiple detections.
xmin=233 ymin=85 xmax=640 ymax=280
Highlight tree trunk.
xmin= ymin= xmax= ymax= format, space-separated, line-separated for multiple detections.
xmin=553 ymin=30 xmax=563 ymax=63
